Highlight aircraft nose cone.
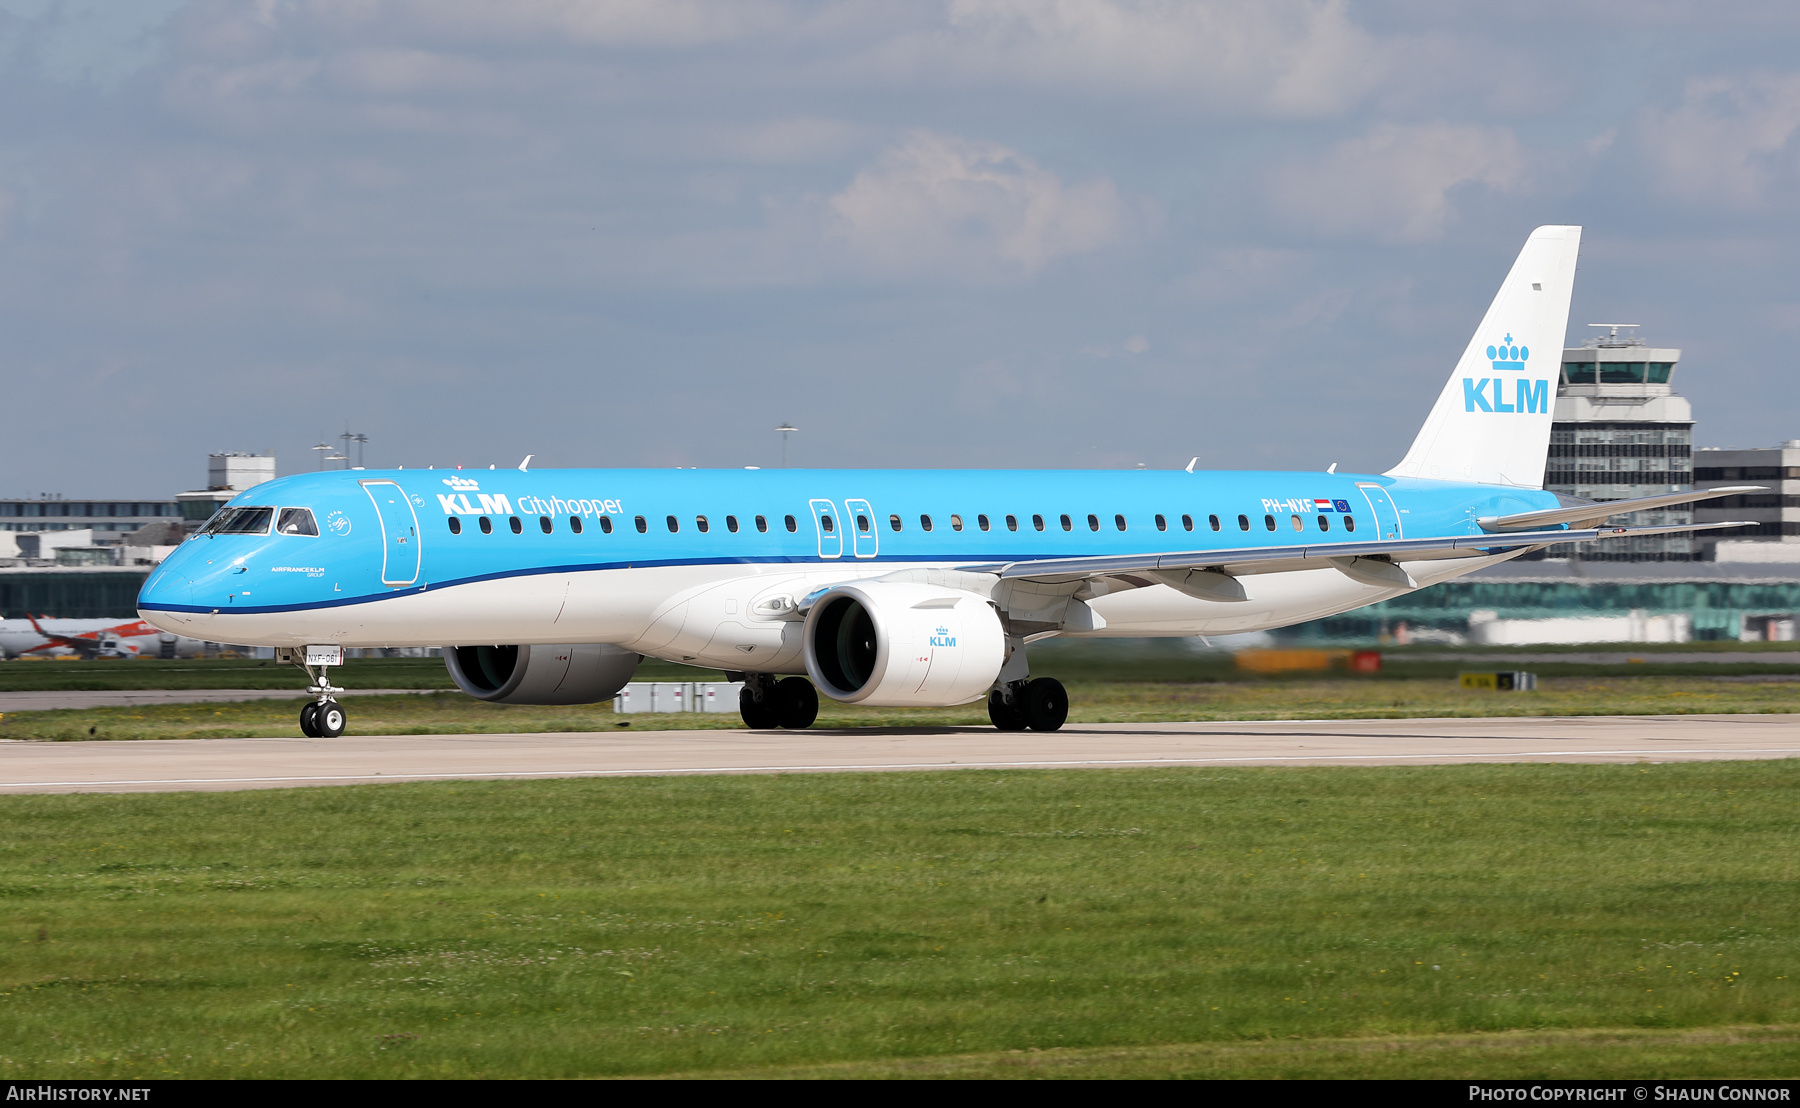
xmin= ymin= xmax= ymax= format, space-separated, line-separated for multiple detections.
xmin=136 ymin=564 xmax=193 ymax=629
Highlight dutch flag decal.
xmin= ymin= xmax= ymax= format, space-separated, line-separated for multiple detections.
xmin=1313 ymin=499 xmax=1335 ymax=512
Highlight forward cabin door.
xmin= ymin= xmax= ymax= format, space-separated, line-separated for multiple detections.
xmin=808 ymin=499 xmax=843 ymax=560
xmin=361 ymin=479 xmax=423 ymax=586
xmin=1355 ymin=483 xmax=1403 ymax=541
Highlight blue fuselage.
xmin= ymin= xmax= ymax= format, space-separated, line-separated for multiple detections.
xmin=138 ymin=467 xmax=1560 ymax=623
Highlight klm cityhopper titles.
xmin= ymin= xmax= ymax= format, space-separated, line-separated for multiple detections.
xmin=136 ymin=226 xmax=1758 ymax=738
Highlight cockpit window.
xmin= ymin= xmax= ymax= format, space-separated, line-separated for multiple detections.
xmin=277 ymin=508 xmax=319 ymax=536
xmin=202 ymin=507 xmax=274 ymax=536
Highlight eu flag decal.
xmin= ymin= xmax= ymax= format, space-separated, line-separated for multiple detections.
xmin=1332 ymin=499 xmax=1352 ymax=513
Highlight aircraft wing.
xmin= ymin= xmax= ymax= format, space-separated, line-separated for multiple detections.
xmin=959 ymin=520 xmax=1756 ymax=595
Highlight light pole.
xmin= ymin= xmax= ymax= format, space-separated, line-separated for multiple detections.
xmin=775 ymin=422 xmax=797 ymax=469
xmin=312 ymin=442 xmax=331 ymax=471
xmin=352 ymin=433 xmax=369 ymax=469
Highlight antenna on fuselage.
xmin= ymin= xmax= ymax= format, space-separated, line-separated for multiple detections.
xmin=519 ymin=455 xmax=533 ymax=473
xmin=1327 ymin=462 xmax=1338 ymax=474
xmin=1185 ymin=458 xmax=1197 ymax=473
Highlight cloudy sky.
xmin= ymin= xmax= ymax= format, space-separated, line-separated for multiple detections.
xmin=3 ymin=1 xmax=1799 ymax=497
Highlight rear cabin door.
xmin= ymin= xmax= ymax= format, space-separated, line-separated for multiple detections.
xmin=808 ymin=499 xmax=843 ymax=559
xmin=1355 ymin=483 xmax=1403 ymax=541
xmin=844 ymin=498 xmax=878 ymax=559
xmin=361 ymin=480 xmax=423 ymax=586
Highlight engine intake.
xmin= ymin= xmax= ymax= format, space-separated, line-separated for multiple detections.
xmin=803 ymin=583 xmax=1004 ymax=706
xmin=445 ymin=643 xmax=640 ymax=704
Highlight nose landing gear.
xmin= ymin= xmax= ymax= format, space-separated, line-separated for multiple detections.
xmin=278 ymin=646 xmax=350 ymax=738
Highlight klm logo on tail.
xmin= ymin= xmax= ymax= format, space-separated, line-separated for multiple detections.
xmin=1464 ymin=332 xmax=1549 ymax=414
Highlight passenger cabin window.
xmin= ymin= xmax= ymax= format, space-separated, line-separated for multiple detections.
xmin=1183 ymin=514 xmax=1195 ymax=532
xmin=950 ymin=514 xmax=963 ymax=532
xmin=1033 ymin=514 xmax=1045 ymax=531
xmin=666 ymin=515 xmax=679 ymax=533
xmin=1154 ymin=514 xmax=1167 ymax=532
xmin=634 ymin=516 xmax=647 ymax=533
xmin=1060 ymin=514 xmax=1072 ymax=531
xmin=480 ymin=516 xmax=494 ymax=534
xmin=1344 ymin=515 xmax=1355 ymax=532
xmin=889 ymin=514 xmax=903 ymax=531
xmin=1209 ymin=514 xmax=1221 ymax=531
xmin=277 ymin=508 xmax=318 ymax=536
xmin=920 ymin=514 xmax=934 ymax=532
xmin=784 ymin=515 xmax=797 ymax=533
xmin=448 ymin=517 xmax=462 ymax=535
xmin=599 ymin=516 xmax=613 ymax=534
xmin=509 ymin=516 xmax=523 ymax=534
xmin=1291 ymin=515 xmax=1303 ymax=531
xmin=539 ymin=516 xmax=553 ymax=534
xmin=1237 ymin=514 xmax=1249 ymax=531
xmin=820 ymin=514 xmax=834 ymax=533
xmin=857 ymin=514 xmax=870 ymax=532
xmin=1006 ymin=515 xmax=1019 ymax=531
xmin=977 ymin=514 xmax=990 ymax=532
xmin=570 ymin=517 xmax=583 ymax=534
xmin=1317 ymin=515 xmax=1330 ymax=532
xmin=1114 ymin=514 xmax=1127 ymax=531
xmin=697 ymin=515 xmax=710 ymax=533
xmin=755 ymin=515 xmax=768 ymax=532
xmin=1264 ymin=515 xmax=1276 ymax=531
xmin=726 ymin=515 xmax=739 ymax=533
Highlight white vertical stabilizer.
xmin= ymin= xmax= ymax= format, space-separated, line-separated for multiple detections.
xmin=1387 ymin=226 xmax=1581 ymax=488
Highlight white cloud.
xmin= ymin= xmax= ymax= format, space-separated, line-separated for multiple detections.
xmin=301 ymin=0 xmax=786 ymax=48
xmin=1640 ymin=73 xmax=1800 ymax=208
xmin=936 ymin=0 xmax=1391 ymax=116
xmin=1268 ymin=122 xmax=1526 ymax=241
xmin=825 ymin=129 xmax=1125 ymax=276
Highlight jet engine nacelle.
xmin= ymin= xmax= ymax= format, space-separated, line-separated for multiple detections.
xmin=802 ymin=583 xmax=1005 ymax=707
xmin=445 ymin=643 xmax=640 ymax=704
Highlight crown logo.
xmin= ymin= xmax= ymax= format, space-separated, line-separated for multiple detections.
xmin=442 ymin=476 xmax=481 ymax=491
xmin=1486 ymin=333 xmax=1528 ymax=372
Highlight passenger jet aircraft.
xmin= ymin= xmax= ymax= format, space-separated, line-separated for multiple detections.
xmin=136 ymin=226 xmax=1757 ymax=738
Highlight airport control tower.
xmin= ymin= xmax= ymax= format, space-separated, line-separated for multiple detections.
xmin=1542 ymin=326 xmax=1695 ymax=561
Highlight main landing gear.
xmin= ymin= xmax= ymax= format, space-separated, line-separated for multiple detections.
xmin=739 ymin=674 xmax=819 ymax=730
xmin=280 ymin=647 xmax=349 ymax=738
xmin=988 ymin=677 xmax=1067 ymax=732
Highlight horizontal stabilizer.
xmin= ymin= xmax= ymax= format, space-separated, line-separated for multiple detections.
xmin=1477 ymin=486 xmax=1767 ymax=532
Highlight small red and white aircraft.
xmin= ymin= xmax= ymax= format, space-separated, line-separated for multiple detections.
xmin=0 ymin=616 xmax=186 ymax=659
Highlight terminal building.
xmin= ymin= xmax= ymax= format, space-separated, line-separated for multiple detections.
xmin=1693 ymin=441 xmax=1800 ymax=560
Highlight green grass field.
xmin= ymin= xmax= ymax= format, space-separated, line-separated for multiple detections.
xmin=2 ymin=637 xmax=1797 ymax=693
xmin=1 ymin=762 xmax=1797 ymax=1078
xmin=1 ymin=674 xmax=1794 ymax=742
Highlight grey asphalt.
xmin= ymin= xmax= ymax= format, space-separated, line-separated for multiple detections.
xmin=0 ymin=714 xmax=1794 ymax=794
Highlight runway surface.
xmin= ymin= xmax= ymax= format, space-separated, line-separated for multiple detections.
xmin=1 ymin=714 xmax=1796 ymax=794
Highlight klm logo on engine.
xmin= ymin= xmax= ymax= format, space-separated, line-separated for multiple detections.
xmin=929 ymin=626 xmax=957 ymax=648
xmin=1463 ymin=332 xmax=1549 ymax=414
